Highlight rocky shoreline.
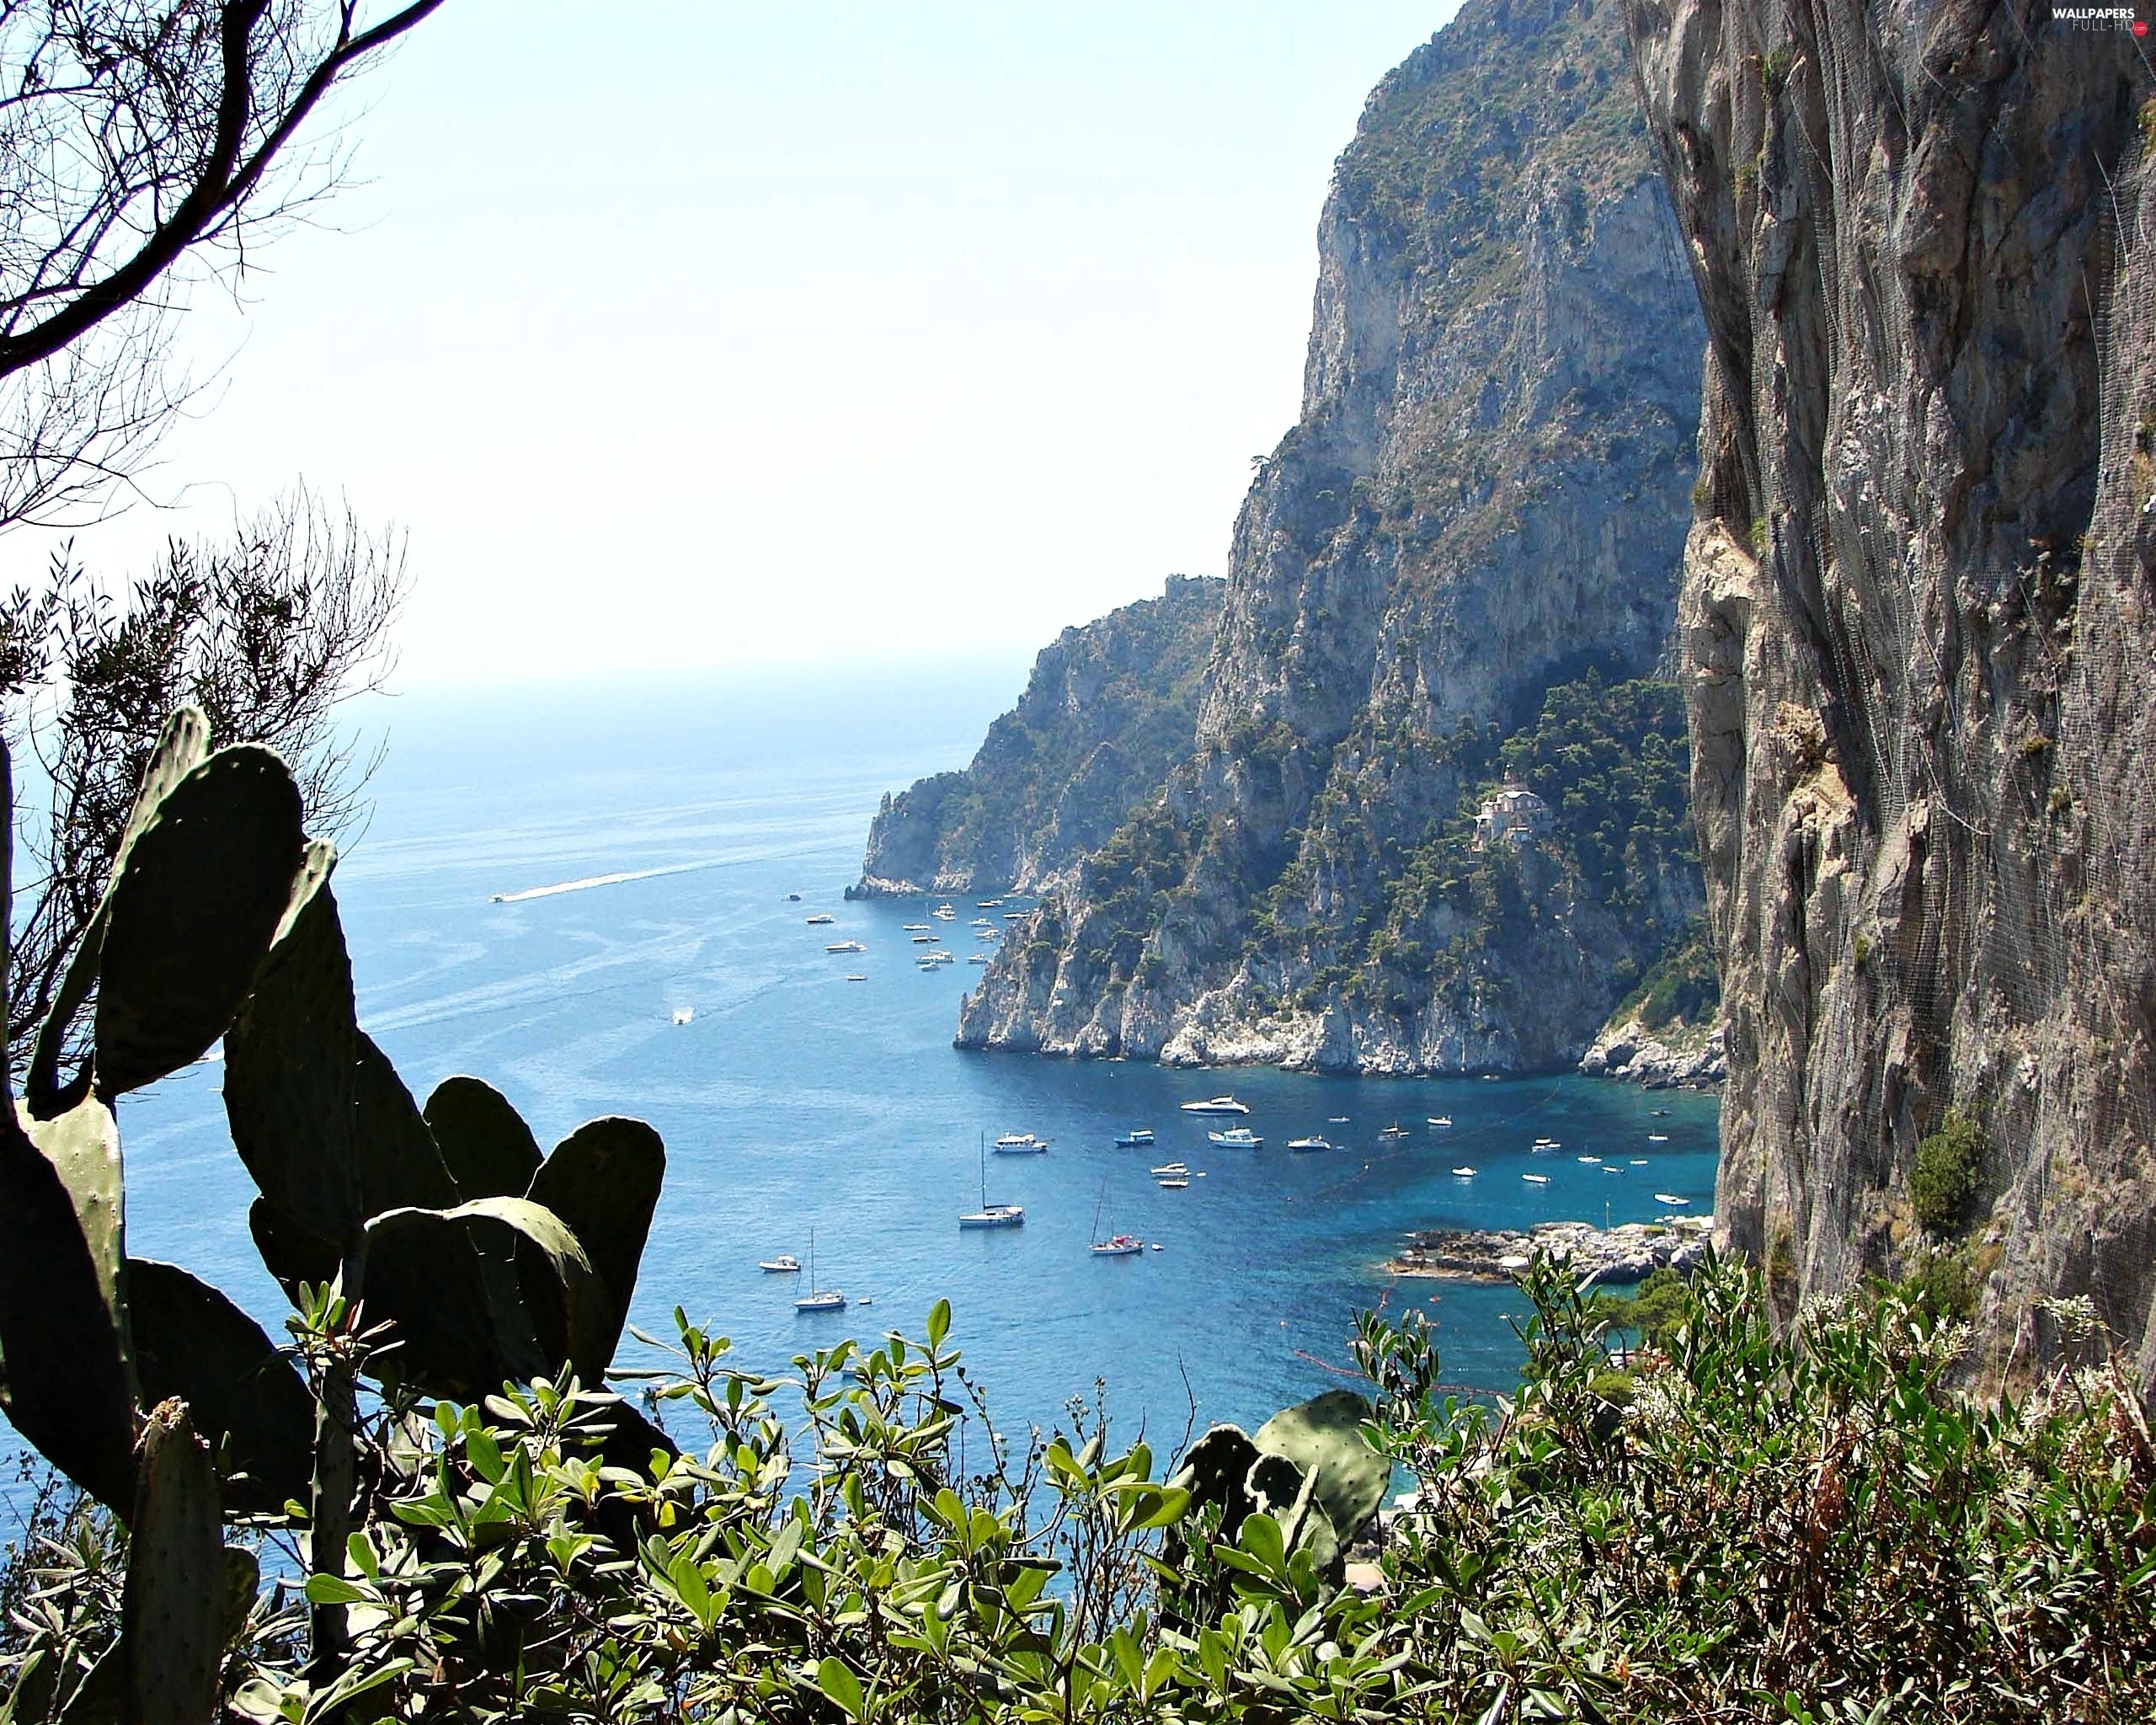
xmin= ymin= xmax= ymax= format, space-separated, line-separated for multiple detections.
xmin=1389 ymin=1215 xmax=1712 ymax=1284
xmin=1577 ymin=1010 xmax=1726 ymax=1090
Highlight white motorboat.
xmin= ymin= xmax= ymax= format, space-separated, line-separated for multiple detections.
xmin=960 ymin=1133 xmax=1025 ymax=1229
xmin=1155 ymin=1177 xmax=1189 ymax=1189
xmin=903 ymin=922 xmax=931 ymax=932
xmin=1578 ymin=1155 xmax=1601 ymax=1164
xmin=932 ymin=904 xmax=958 ymax=921
xmin=1647 ymin=1133 xmax=1670 ymax=1143
xmin=1630 ymin=1157 xmax=1650 ymax=1165
xmin=1429 ymin=1115 xmax=1454 ymax=1128
xmin=793 ymin=1232 xmax=846 ymax=1312
xmin=1379 ymin=1124 xmax=1410 ymax=1142
xmin=1149 ymin=1162 xmax=1187 ymax=1176
xmin=1004 ymin=911 xmax=1028 ymax=921
xmin=1523 ymin=1172 xmax=1550 ymax=1185
xmin=994 ymin=1133 xmax=1049 ymax=1154
xmin=1655 ymin=1194 xmax=1691 ymax=1207
xmin=825 ymin=939 xmax=866 ymax=953
xmin=911 ymin=933 xmax=935 ymax=943
xmin=846 ymin=974 xmax=867 ymax=982
xmin=1208 ymin=1128 xmax=1262 ymax=1147
xmin=671 ymin=1007 xmax=694 ymax=1025
xmin=1180 ymin=1096 xmax=1250 ymax=1115
xmin=969 ymin=953 xmax=992 ymax=964
xmin=1287 ymin=1135 xmax=1331 ymax=1152
xmin=1114 ymin=1129 xmax=1155 ymax=1147
xmin=805 ymin=913 xmax=835 ymax=926
xmin=978 ymin=899 xmax=1004 ymax=907
xmin=759 ymin=1254 xmax=801 ymax=1274
xmin=1451 ymin=1167 xmax=1476 ymax=1178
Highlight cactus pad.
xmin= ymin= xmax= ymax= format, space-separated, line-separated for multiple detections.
xmin=424 ymin=1076 xmax=542 ymax=1200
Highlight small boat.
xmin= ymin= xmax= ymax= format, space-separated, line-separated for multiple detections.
xmin=1181 ymin=1096 xmax=1250 ymax=1116
xmin=969 ymin=954 xmax=992 ymax=965
xmin=1578 ymin=1155 xmax=1601 ymax=1165
xmin=825 ymin=939 xmax=866 ymax=953
xmin=1523 ymin=1172 xmax=1550 ymax=1185
xmin=903 ymin=922 xmax=931 ymax=932
xmin=672 ymin=1007 xmax=694 ymax=1026
xmin=1378 ymin=1124 xmax=1410 ymax=1141
xmin=846 ymin=974 xmax=867 ymax=982
xmin=1155 ymin=1176 xmax=1190 ymax=1189
xmin=1651 ymin=1108 xmax=1670 ymax=1117
xmin=1005 ymin=911 xmax=1028 ymax=921
xmin=805 ymin=913 xmax=835 ymax=926
xmin=759 ymin=1254 xmax=801 ymax=1274
xmin=1630 ymin=1157 xmax=1649 ymax=1165
xmin=794 ymin=1231 xmax=846 ymax=1312
xmin=978 ymin=899 xmax=1004 ymax=908
xmin=1533 ymin=1137 xmax=1560 ymax=1149
xmin=1647 ymin=1133 xmax=1670 ymax=1143
xmin=1287 ymin=1135 xmax=1331 ymax=1152
xmin=1328 ymin=1116 xmax=1350 ymax=1124
xmin=1090 ymin=1183 xmax=1143 ymax=1256
xmin=1655 ymin=1194 xmax=1691 ymax=1207
xmin=911 ymin=933 xmax=936 ymax=943
xmin=994 ymin=1133 xmax=1049 ymax=1154
xmin=1429 ymin=1116 xmax=1454 ymax=1128
xmin=1451 ymin=1166 xmax=1476 ymax=1178
xmin=1115 ymin=1129 xmax=1155 ymax=1147
xmin=1208 ymin=1128 xmax=1262 ymax=1147
xmin=1603 ymin=1164 xmax=1625 ymax=1174
xmin=1150 ymin=1162 xmax=1187 ymax=1176
xmin=960 ymin=1132 xmax=1025 ymax=1229
xmin=787 ymin=893 xmax=802 ymax=902
xmin=932 ymin=904 xmax=958 ymax=920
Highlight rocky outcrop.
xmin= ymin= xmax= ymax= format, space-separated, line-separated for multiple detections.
xmin=1390 ymin=1215 xmax=1714 ymax=1283
xmin=851 ymin=575 xmax=1224 ymax=898
xmin=1625 ymin=0 xmax=2156 ymax=1381
xmin=959 ymin=0 xmax=1707 ymax=1074
xmin=1579 ymin=1010 xmax=1726 ymax=1088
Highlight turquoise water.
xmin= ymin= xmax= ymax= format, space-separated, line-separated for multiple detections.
xmin=25 ymin=674 xmax=1719 ymax=1461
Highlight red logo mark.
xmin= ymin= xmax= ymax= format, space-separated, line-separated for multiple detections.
xmin=2138 ymin=18 xmax=2151 ymax=34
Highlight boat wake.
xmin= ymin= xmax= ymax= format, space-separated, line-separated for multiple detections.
xmin=491 ymin=858 xmax=722 ymax=902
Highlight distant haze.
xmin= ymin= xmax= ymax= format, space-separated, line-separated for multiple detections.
xmin=0 ymin=2 xmax=1463 ymax=691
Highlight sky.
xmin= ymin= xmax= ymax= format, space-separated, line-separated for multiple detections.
xmin=2 ymin=2 xmax=1464 ymax=692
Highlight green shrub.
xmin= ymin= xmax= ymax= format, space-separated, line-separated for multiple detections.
xmin=1913 ymin=1107 xmax=1985 ymax=1234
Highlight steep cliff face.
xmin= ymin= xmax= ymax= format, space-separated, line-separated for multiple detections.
xmin=958 ymin=0 xmax=1708 ymax=1073
xmin=851 ymin=575 xmax=1224 ymax=898
xmin=1625 ymin=0 xmax=2156 ymax=1376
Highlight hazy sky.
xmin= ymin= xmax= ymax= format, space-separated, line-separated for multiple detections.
xmin=3 ymin=3 xmax=1463 ymax=691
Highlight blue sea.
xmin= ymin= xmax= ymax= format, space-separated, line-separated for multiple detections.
xmin=15 ymin=670 xmax=1718 ymax=1471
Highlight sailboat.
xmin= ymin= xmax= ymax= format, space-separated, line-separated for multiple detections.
xmin=793 ymin=1229 xmax=846 ymax=1312
xmin=1089 ymin=1180 xmax=1144 ymax=1256
xmin=960 ymin=1132 xmax=1025 ymax=1229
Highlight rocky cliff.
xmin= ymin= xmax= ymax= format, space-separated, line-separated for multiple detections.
xmin=957 ymin=0 xmax=1709 ymax=1074
xmin=1625 ymin=0 xmax=2156 ymax=1378
xmin=850 ymin=575 xmax=1224 ymax=898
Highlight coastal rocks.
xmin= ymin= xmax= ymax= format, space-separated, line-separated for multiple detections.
xmin=850 ymin=575 xmax=1223 ymax=899
xmin=957 ymin=0 xmax=1708 ymax=1076
xmin=1390 ymin=1215 xmax=1713 ymax=1284
xmin=1579 ymin=1011 xmax=1725 ymax=1090
xmin=1625 ymin=0 xmax=2156 ymax=1383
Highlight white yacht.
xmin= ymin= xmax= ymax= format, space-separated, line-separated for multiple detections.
xmin=960 ymin=1134 xmax=1025 ymax=1230
xmin=1429 ymin=1116 xmax=1454 ymax=1128
xmin=825 ymin=939 xmax=866 ymax=953
xmin=793 ymin=1233 xmax=846 ymax=1312
xmin=994 ymin=1133 xmax=1049 ymax=1154
xmin=758 ymin=1254 xmax=801 ymax=1274
xmin=1287 ymin=1135 xmax=1331 ymax=1152
xmin=804 ymin=913 xmax=835 ymax=926
xmin=1451 ymin=1167 xmax=1476 ymax=1178
xmin=671 ymin=1007 xmax=694 ymax=1025
xmin=1114 ymin=1128 xmax=1155 ymax=1147
xmin=1522 ymin=1172 xmax=1550 ymax=1185
xmin=1149 ymin=1162 xmax=1187 ymax=1176
xmin=1655 ymin=1194 xmax=1691 ymax=1207
xmin=1208 ymin=1128 xmax=1262 ymax=1148
xmin=1180 ymin=1096 xmax=1250 ymax=1116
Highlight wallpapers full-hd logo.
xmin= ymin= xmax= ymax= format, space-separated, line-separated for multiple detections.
xmin=2053 ymin=5 xmax=2148 ymax=31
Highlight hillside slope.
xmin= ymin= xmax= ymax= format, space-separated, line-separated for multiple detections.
xmin=957 ymin=0 xmax=1708 ymax=1073
xmin=851 ymin=575 xmax=1224 ymax=899
xmin=1625 ymin=0 xmax=2156 ymax=1378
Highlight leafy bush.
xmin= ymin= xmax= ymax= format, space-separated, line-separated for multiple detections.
xmin=11 ymin=1258 xmax=2154 ymax=1722
xmin=1913 ymin=1108 xmax=1985 ymax=1234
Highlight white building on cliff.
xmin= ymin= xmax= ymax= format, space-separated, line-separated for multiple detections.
xmin=1473 ymin=778 xmax=1554 ymax=850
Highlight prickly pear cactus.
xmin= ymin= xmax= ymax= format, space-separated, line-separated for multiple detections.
xmin=121 ymin=1400 xmax=225 ymax=1725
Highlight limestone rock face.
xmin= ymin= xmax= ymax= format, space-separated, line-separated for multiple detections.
xmin=958 ymin=0 xmax=1707 ymax=1075
xmin=850 ymin=575 xmax=1224 ymax=899
xmin=1625 ymin=0 xmax=2156 ymax=1378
